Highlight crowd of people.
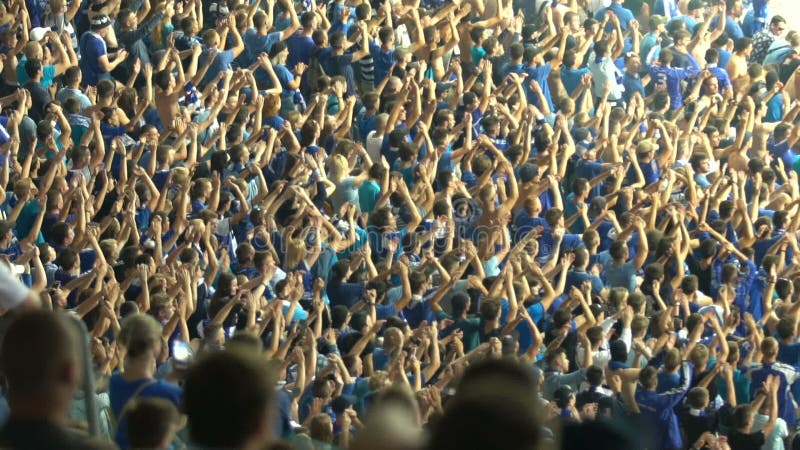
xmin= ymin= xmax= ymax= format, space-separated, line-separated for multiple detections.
xmin=0 ymin=0 xmax=796 ymax=447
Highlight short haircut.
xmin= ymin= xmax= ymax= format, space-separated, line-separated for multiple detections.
xmin=0 ymin=310 xmax=80 ymax=396
xmin=761 ymin=337 xmax=778 ymax=358
xmin=687 ymin=387 xmax=709 ymax=409
xmin=183 ymin=349 xmax=276 ymax=448
xmin=777 ymin=317 xmax=796 ymax=340
xmin=732 ymin=404 xmax=753 ymax=430
xmin=127 ymin=397 xmax=179 ymax=448
xmin=24 ymin=58 xmax=42 ymax=78
xmin=639 ymin=366 xmax=658 ymax=390
xmin=734 ymin=37 xmax=752 ymax=53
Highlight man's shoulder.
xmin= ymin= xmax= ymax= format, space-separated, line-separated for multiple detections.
xmin=0 ymin=420 xmax=118 ymax=450
xmin=144 ymin=379 xmax=183 ymax=400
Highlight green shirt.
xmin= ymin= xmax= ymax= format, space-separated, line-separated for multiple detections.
xmin=357 ymin=180 xmax=380 ymax=214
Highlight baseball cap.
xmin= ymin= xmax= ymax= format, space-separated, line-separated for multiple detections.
xmin=650 ymin=14 xmax=667 ymax=27
xmin=90 ymin=14 xmax=112 ymax=30
xmin=29 ymin=27 xmax=51 ymax=42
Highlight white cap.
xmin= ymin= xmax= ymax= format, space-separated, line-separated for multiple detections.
xmin=0 ymin=264 xmax=31 ymax=310
xmin=29 ymin=27 xmax=51 ymax=42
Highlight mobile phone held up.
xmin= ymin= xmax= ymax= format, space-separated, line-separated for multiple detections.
xmin=172 ymin=340 xmax=194 ymax=370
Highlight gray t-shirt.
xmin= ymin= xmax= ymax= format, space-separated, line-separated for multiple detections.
xmin=604 ymin=261 xmax=637 ymax=292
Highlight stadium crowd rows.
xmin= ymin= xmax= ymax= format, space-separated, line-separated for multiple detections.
xmin=0 ymin=0 xmax=798 ymax=448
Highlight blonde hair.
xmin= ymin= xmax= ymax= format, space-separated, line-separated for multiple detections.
xmin=172 ymin=167 xmax=189 ymax=186
xmin=285 ymin=239 xmax=307 ymax=269
xmin=309 ymin=414 xmax=333 ymax=443
xmin=374 ymin=113 xmax=389 ymax=132
xmin=328 ymin=154 xmax=350 ymax=182
xmin=119 ymin=314 xmax=163 ymax=358
xmin=202 ymin=30 xmax=219 ymax=47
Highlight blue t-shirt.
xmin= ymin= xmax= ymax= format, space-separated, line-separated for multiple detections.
xmin=561 ymin=67 xmax=590 ymax=95
xmin=199 ymin=48 xmax=234 ymax=87
xmin=622 ymin=72 xmax=644 ymax=103
xmin=79 ymin=31 xmax=108 ymax=86
xmin=241 ymin=29 xmax=281 ymax=66
xmin=273 ymin=64 xmax=296 ymax=100
xmin=565 ymin=270 xmax=604 ymax=294
xmin=525 ymin=63 xmax=554 ymax=112
xmin=604 ymin=261 xmax=637 ymax=292
xmin=263 ymin=115 xmax=285 ymax=132
xmin=648 ymin=65 xmax=698 ymax=109
xmin=516 ymin=302 xmax=546 ymax=352
xmin=327 ymin=280 xmax=365 ymax=308
xmin=724 ymin=16 xmax=744 ymax=41
xmin=286 ymin=31 xmax=315 ymax=69
xmin=109 ymin=374 xmax=182 ymax=449
xmin=369 ymin=41 xmax=395 ymax=87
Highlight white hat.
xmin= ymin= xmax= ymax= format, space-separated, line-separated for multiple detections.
xmin=0 ymin=264 xmax=32 ymax=310
xmin=29 ymin=27 xmax=51 ymax=42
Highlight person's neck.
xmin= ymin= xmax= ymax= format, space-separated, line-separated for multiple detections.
xmin=124 ymin=358 xmax=155 ymax=379
xmin=8 ymin=392 xmax=70 ymax=426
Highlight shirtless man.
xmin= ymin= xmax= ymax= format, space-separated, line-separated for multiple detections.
xmin=413 ymin=12 xmax=461 ymax=81
xmin=154 ymin=44 xmax=204 ymax=129
xmin=727 ymin=37 xmax=751 ymax=95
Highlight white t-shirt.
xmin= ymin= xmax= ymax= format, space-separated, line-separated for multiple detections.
xmin=752 ymin=414 xmax=788 ymax=450
xmin=366 ymin=131 xmax=383 ymax=162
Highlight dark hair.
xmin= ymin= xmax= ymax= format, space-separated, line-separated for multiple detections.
xmin=734 ymin=37 xmax=752 ymax=53
xmin=24 ymin=58 xmax=42 ymax=78
xmin=586 ymin=365 xmax=604 ymax=386
xmin=594 ymin=40 xmax=609 ymax=57
xmin=426 ymin=359 xmax=542 ymax=450
xmin=184 ymin=350 xmax=276 ymax=448
xmin=127 ymin=397 xmax=179 ymax=448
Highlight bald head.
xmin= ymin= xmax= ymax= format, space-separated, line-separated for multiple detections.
xmin=1 ymin=310 xmax=80 ymax=398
